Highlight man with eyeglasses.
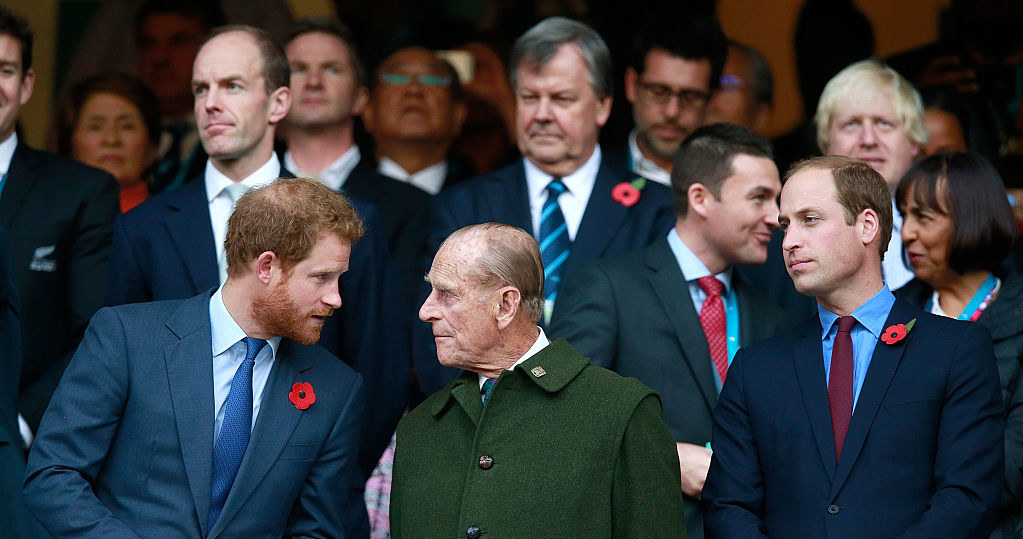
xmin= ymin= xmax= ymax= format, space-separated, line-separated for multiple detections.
xmin=362 ymin=46 xmax=468 ymax=195
xmin=619 ymin=17 xmax=727 ymax=186
xmin=706 ymin=41 xmax=775 ymax=135
xmin=414 ymin=17 xmax=674 ymax=395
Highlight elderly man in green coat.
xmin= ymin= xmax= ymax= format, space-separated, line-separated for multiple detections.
xmin=391 ymin=222 xmax=686 ymax=539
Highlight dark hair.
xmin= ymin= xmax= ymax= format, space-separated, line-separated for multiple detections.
xmin=370 ymin=46 xmax=462 ymax=101
xmin=510 ymin=17 xmax=613 ymax=99
xmin=0 ymin=6 xmax=32 ymax=74
xmin=203 ymin=25 xmax=290 ymax=95
xmin=671 ymin=123 xmax=773 ymax=217
xmin=134 ymin=0 xmax=225 ymax=37
xmin=55 ymin=73 xmax=161 ymax=157
xmin=730 ymin=41 xmax=774 ymax=106
xmin=787 ymin=155 xmax=893 ymax=260
xmin=895 ymin=152 xmax=1017 ymax=274
xmin=285 ymin=17 xmax=366 ymax=89
xmin=630 ymin=16 xmax=727 ymax=91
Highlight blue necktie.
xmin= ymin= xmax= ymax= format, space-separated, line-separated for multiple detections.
xmin=481 ymin=378 xmax=496 ymax=405
xmin=538 ymin=177 xmax=571 ymax=325
xmin=209 ymin=337 xmax=267 ymax=528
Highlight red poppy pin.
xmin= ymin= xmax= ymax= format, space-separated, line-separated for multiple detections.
xmin=881 ymin=318 xmax=916 ymax=345
xmin=612 ymin=177 xmax=647 ymax=208
xmin=289 ymin=382 xmax=316 ymax=410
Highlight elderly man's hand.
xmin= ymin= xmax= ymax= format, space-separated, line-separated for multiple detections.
xmin=676 ymin=442 xmax=712 ymax=499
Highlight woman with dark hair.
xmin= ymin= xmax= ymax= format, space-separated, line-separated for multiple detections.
xmin=55 ymin=73 xmax=160 ymax=212
xmin=895 ymin=151 xmax=1023 ymax=539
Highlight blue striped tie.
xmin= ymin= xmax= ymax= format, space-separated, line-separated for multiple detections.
xmin=209 ymin=337 xmax=267 ymax=529
xmin=538 ymin=177 xmax=571 ymax=325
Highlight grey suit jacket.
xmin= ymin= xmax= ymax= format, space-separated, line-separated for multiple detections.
xmin=24 ymin=291 xmax=368 ymax=539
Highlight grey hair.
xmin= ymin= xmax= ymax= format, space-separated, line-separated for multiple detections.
xmin=509 ymin=16 xmax=613 ymax=100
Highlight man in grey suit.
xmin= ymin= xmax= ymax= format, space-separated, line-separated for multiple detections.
xmin=24 ymin=178 xmax=369 ymax=538
xmin=550 ymin=123 xmax=790 ymax=539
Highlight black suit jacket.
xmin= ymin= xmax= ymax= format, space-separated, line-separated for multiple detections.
xmin=549 ymin=237 xmax=791 ymax=539
xmin=413 ymin=157 xmax=675 ymax=396
xmin=2 ymin=142 xmax=119 ymax=429
xmin=105 ymin=168 xmax=409 ymax=475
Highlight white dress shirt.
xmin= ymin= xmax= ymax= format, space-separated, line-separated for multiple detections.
xmin=627 ymin=129 xmax=671 ymax=186
xmin=477 ymin=327 xmax=550 ymax=389
xmin=209 ymin=286 xmax=281 ymax=445
xmin=378 ymin=156 xmax=447 ymax=195
xmin=0 ymin=131 xmax=16 ymax=176
xmin=524 ymin=146 xmax=601 ymax=241
xmin=205 ymin=154 xmax=281 ymax=282
xmin=283 ymin=145 xmax=361 ymax=192
xmin=883 ymin=202 xmax=914 ymax=290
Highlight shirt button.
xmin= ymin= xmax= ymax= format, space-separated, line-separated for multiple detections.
xmin=478 ymin=455 xmax=494 ymax=470
xmin=466 ymin=525 xmax=482 ymax=538
xmin=827 ymin=504 xmax=840 ymax=515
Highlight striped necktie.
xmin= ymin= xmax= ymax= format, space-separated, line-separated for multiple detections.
xmin=538 ymin=177 xmax=570 ymax=325
xmin=481 ymin=378 xmax=496 ymax=405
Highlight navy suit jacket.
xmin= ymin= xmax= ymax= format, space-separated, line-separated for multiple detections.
xmin=2 ymin=142 xmax=119 ymax=429
xmin=105 ymin=172 xmax=408 ymax=475
xmin=24 ymin=292 xmax=367 ymax=539
xmin=703 ymin=299 xmax=1004 ymax=539
xmin=413 ymin=157 xmax=675 ymax=395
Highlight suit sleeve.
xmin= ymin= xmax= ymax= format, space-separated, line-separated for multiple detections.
xmin=895 ymin=323 xmax=1004 ymax=539
xmin=1002 ymin=357 xmax=1023 ymax=514
xmin=105 ymin=212 xmax=153 ymax=306
xmin=611 ymin=393 xmax=687 ymax=538
xmin=286 ymin=375 xmax=369 ymax=539
xmin=701 ymin=349 xmax=771 ymax=539
xmin=548 ymin=261 xmax=619 ymax=368
xmin=23 ymin=307 xmax=142 ymax=539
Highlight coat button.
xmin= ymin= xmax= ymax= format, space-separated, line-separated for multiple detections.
xmin=466 ymin=525 xmax=482 ymax=538
xmin=478 ymin=455 xmax=494 ymax=470
xmin=827 ymin=504 xmax=840 ymax=515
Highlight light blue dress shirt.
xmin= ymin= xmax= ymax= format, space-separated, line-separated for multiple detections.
xmin=819 ymin=285 xmax=895 ymax=410
xmin=666 ymin=230 xmax=740 ymax=390
xmin=209 ymin=287 xmax=281 ymax=445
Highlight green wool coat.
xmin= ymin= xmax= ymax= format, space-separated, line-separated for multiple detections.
xmin=391 ymin=338 xmax=687 ymax=539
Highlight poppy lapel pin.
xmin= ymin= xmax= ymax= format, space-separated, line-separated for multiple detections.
xmin=881 ymin=318 xmax=917 ymax=345
xmin=289 ymin=382 xmax=316 ymax=410
xmin=611 ymin=177 xmax=647 ymax=208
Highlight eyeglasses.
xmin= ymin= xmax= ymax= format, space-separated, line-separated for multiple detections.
xmin=718 ymin=74 xmax=746 ymax=91
xmin=637 ymin=81 xmax=710 ymax=108
xmin=378 ymin=72 xmax=452 ymax=87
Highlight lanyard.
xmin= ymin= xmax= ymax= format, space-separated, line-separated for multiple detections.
xmin=925 ymin=273 xmax=999 ymax=321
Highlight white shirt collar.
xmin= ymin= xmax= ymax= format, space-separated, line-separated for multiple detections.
xmin=209 ymin=286 xmax=281 ymax=358
xmin=204 ymin=153 xmax=282 ymax=203
xmin=378 ymin=156 xmax=448 ymax=195
xmin=523 ymin=145 xmax=602 ymax=203
xmin=627 ymin=129 xmax=671 ymax=186
xmin=0 ymin=132 xmax=18 ymax=175
xmin=283 ymin=145 xmax=361 ymax=192
xmin=477 ymin=327 xmax=550 ymax=389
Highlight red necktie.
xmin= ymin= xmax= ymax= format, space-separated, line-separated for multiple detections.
xmin=829 ymin=316 xmax=856 ymax=461
xmin=697 ymin=276 xmax=728 ymax=384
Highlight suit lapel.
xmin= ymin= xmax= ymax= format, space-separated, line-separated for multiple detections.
xmin=569 ymin=160 xmax=629 ymax=274
xmin=484 ymin=162 xmax=532 ymax=231
xmin=0 ymin=142 xmax=39 ymax=228
xmin=645 ymin=241 xmax=718 ymax=411
xmin=163 ymin=294 xmax=217 ymax=533
xmin=830 ymin=299 xmax=916 ymax=496
xmin=792 ymin=323 xmax=837 ymax=480
xmin=210 ymin=340 xmax=312 ymax=538
xmin=165 ymin=179 xmax=218 ymax=294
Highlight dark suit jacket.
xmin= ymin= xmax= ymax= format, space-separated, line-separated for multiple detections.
xmin=391 ymin=338 xmax=686 ymax=539
xmin=413 ymin=157 xmax=675 ymax=395
xmin=105 ymin=171 xmax=408 ymax=475
xmin=549 ymin=237 xmax=791 ymax=539
xmin=1 ymin=142 xmax=119 ymax=429
xmin=703 ymin=299 xmax=1004 ymax=539
xmin=24 ymin=292 xmax=367 ymax=539
xmin=897 ymin=276 xmax=1023 ymax=539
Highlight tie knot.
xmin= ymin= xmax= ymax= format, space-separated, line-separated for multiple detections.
xmin=546 ymin=177 xmax=566 ymax=197
xmin=242 ymin=337 xmax=267 ymax=361
xmin=224 ymin=183 xmax=250 ymax=205
xmin=837 ymin=316 xmax=857 ymax=334
xmin=481 ymin=378 xmax=497 ymax=403
xmin=697 ymin=276 xmax=724 ymax=297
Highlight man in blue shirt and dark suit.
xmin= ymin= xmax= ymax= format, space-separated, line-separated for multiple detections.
xmin=417 ymin=17 xmax=675 ymax=395
xmin=25 ymin=178 xmax=368 ymax=538
xmin=703 ymin=155 xmax=1004 ymax=538
xmin=106 ymin=24 xmax=407 ymax=475
xmin=551 ymin=123 xmax=789 ymax=539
